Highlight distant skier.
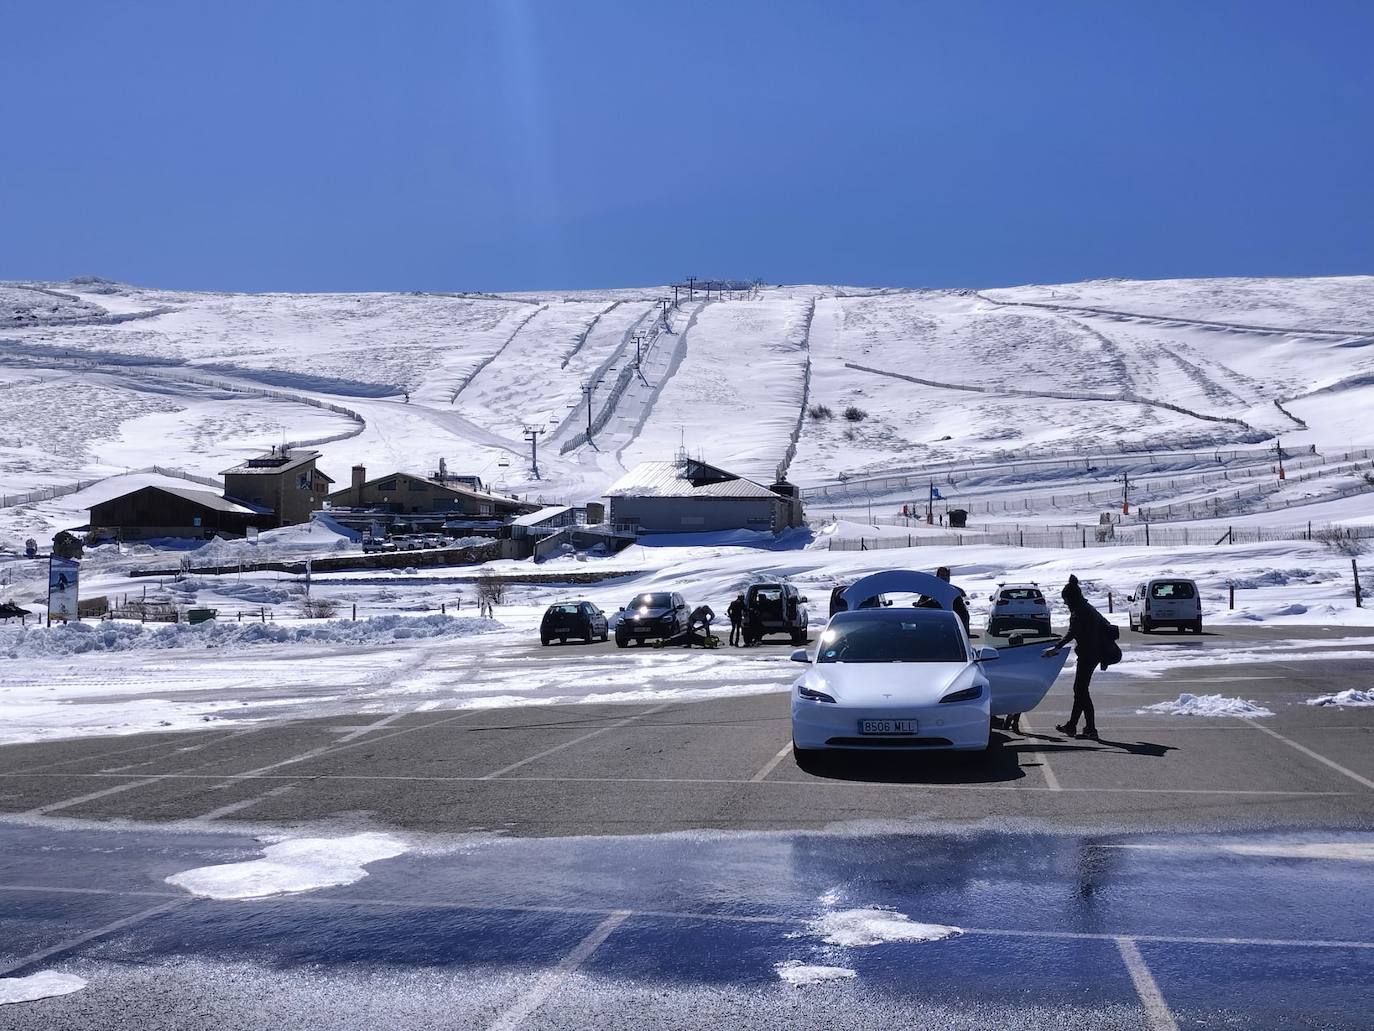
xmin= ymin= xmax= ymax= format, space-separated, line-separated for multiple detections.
xmin=1043 ymin=575 xmax=1121 ymax=741
xmin=727 ymin=594 xmax=746 ymax=647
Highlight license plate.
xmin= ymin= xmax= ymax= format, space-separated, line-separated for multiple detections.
xmin=859 ymin=719 xmax=917 ymax=735
xmin=634 ymin=626 xmax=652 ymax=635
xmin=553 ymin=626 xmax=572 ymax=633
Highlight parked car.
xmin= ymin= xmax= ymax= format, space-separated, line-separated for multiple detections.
xmin=1129 ymin=578 xmax=1202 ymax=633
xmin=985 ymin=583 xmax=1052 ymax=639
xmin=743 ymin=583 xmax=809 ymax=645
xmin=790 ymin=604 xmax=1067 ymax=760
xmin=361 ymin=535 xmax=396 ymax=553
xmin=540 ymin=601 xmax=609 ymax=645
xmin=614 ymin=591 xmax=690 ymax=647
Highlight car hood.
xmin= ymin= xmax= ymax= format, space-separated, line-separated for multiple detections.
xmin=626 ymin=607 xmax=674 ymax=620
xmin=798 ymin=662 xmax=980 ymax=706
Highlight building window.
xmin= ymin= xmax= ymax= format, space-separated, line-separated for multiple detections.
xmin=378 ymin=479 xmax=397 ymax=492
xmin=408 ymin=481 xmax=426 ymax=491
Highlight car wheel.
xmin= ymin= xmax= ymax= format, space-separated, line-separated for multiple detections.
xmin=1191 ymin=620 xmax=1203 ymax=634
xmin=1140 ymin=618 xmax=1152 ymax=634
xmin=540 ymin=636 xmax=550 ymax=646
xmin=615 ymin=636 xmax=628 ymax=649
xmin=792 ymin=741 xmax=824 ymax=771
xmin=792 ymin=629 xmax=807 ymax=645
xmin=560 ymin=637 xmax=567 ymax=644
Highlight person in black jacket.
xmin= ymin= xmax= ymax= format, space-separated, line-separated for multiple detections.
xmin=727 ymin=594 xmax=746 ymax=647
xmin=1043 ymin=575 xmax=1113 ymax=741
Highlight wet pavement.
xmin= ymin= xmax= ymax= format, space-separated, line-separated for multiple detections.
xmin=2 ymin=628 xmax=1372 ymax=1026
xmin=1 ymin=822 xmax=1372 ymax=1028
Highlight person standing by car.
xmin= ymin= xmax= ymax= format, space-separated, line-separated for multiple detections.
xmin=917 ymin=567 xmax=971 ymax=634
xmin=727 ymin=593 xmax=746 ymax=647
xmin=1043 ymin=575 xmax=1120 ymax=741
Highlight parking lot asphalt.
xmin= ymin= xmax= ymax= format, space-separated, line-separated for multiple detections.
xmin=1 ymin=624 xmax=1372 ymax=836
xmin=2 ymin=624 xmax=1372 ymax=1028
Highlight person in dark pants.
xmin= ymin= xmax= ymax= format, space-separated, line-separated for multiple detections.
xmin=727 ymin=594 xmax=746 ymax=647
xmin=1043 ymin=575 xmax=1118 ymax=741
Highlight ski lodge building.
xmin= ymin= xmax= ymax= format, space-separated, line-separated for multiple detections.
xmin=604 ymin=458 xmax=804 ymax=534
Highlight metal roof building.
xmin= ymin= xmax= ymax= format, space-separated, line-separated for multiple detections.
xmin=605 ymin=459 xmax=803 ymax=534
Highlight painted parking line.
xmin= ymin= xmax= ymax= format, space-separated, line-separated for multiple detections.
xmin=1242 ymin=719 xmax=1374 ymax=791
xmin=481 ymin=704 xmax=675 ymax=780
xmin=749 ymin=743 xmax=793 ymax=782
xmin=6 ymin=769 xmax=1360 ymax=797
xmin=0 ymin=898 xmax=189 ymax=977
xmin=485 ymin=910 xmax=631 ymax=1031
xmin=3 ymin=882 xmax=1372 ymax=953
xmin=334 ymin=711 xmax=409 ymax=742
xmin=24 ymin=777 xmax=167 ymax=817
xmin=1016 ymin=715 xmax=1061 ymax=790
xmin=1116 ymin=937 xmax=1179 ymax=1031
xmin=234 ymin=708 xmax=487 ymax=778
xmin=195 ymin=780 xmax=301 ymax=821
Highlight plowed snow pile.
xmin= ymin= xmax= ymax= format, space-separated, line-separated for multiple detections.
xmin=1138 ymin=693 xmax=1275 ymax=717
xmin=1306 ymin=689 xmax=1374 ymax=707
xmin=0 ymin=614 xmax=494 ymax=657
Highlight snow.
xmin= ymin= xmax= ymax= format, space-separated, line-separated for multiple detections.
xmin=165 ymin=833 xmax=408 ymax=899
xmin=801 ymin=908 xmax=962 ymax=947
xmin=1137 ymin=693 xmax=1275 ymax=718
xmin=0 ymin=971 xmax=88 ymax=1005
xmin=1306 ymin=689 xmax=1374 ymax=708
xmin=0 ymin=614 xmax=493 ymax=658
xmin=774 ymin=961 xmax=858 ymax=986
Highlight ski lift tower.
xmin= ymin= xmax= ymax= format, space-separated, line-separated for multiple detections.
xmin=522 ymin=426 xmax=544 ymax=480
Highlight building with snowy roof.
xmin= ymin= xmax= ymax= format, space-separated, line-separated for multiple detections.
xmin=221 ymin=448 xmax=334 ymax=527
xmin=88 ymin=485 xmax=273 ymax=541
xmin=604 ymin=458 xmax=803 ymax=534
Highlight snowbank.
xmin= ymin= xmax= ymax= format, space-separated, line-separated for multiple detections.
xmin=800 ymin=908 xmax=962 ymax=947
xmin=166 ymin=833 xmax=408 ymax=899
xmin=0 ymin=614 xmax=493 ymax=658
xmin=0 ymin=971 xmax=88 ymax=1005
xmin=775 ymin=961 xmax=857 ymax=986
xmin=1306 ymin=689 xmax=1374 ymax=708
xmin=1137 ymin=693 xmax=1275 ymax=718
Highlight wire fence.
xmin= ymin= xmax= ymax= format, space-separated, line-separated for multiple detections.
xmin=800 ymin=444 xmax=1323 ymax=503
xmin=827 ymin=522 xmax=1374 ymax=551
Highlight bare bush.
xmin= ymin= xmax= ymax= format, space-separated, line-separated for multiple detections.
xmin=1313 ymin=527 xmax=1367 ymax=556
xmin=843 ymin=405 xmax=867 ymax=422
xmin=300 ymin=597 xmax=339 ymax=618
xmin=807 ymin=404 xmax=833 ymax=420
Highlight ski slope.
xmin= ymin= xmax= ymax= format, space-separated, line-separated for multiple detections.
xmin=1 ymin=275 xmax=1372 ymax=548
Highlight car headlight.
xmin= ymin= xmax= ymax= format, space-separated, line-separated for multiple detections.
xmin=940 ymin=685 xmax=983 ymax=704
xmin=798 ymin=684 xmax=836 ymax=703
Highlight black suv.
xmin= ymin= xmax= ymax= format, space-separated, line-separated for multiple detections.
xmin=614 ymin=591 xmax=690 ymax=647
xmin=540 ymin=601 xmax=609 ymax=645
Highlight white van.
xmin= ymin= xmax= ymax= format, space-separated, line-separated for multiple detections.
xmin=1129 ymin=578 xmax=1202 ymax=634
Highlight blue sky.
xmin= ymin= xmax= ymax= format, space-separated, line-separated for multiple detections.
xmin=2 ymin=1 xmax=1371 ymax=292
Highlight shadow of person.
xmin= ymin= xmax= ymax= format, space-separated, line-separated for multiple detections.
xmin=1094 ymin=738 xmax=1177 ymax=757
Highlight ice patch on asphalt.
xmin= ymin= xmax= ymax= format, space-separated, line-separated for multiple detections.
xmin=1137 ymin=693 xmax=1275 ymax=717
xmin=801 ymin=908 xmax=962 ymax=947
xmin=0 ymin=971 xmax=87 ymax=1005
xmin=775 ymin=961 xmax=858 ymax=986
xmin=1222 ymin=841 xmax=1374 ymax=861
xmin=1306 ymin=689 xmax=1374 ymax=708
xmin=166 ymin=832 xmax=408 ymax=899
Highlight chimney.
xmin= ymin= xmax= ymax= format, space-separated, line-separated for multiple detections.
xmin=351 ymin=464 xmax=366 ymax=502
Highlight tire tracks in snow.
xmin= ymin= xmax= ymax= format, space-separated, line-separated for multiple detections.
xmin=843 ymin=361 xmax=1266 ymax=440
xmin=975 ymin=292 xmax=1374 ymax=340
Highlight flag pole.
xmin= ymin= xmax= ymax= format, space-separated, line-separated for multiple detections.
xmin=927 ymin=480 xmax=934 ymax=525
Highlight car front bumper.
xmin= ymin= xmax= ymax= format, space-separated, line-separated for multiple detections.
xmin=791 ymin=696 xmax=991 ymax=751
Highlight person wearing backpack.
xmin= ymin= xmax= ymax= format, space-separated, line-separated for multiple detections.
xmin=1043 ymin=575 xmax=1120 ymax=741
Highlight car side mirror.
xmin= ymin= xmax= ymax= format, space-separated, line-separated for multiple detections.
xmin=977 ymin=646 xmax=1000 ymax=662
xmin=799 ymin=596 xmax=809 ymax=604
xmin=790 ymin=649 xmax=810 ymax=663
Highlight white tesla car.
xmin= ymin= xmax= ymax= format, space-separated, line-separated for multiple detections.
xmin=790 ymin=571 xmax=1067 ymax=757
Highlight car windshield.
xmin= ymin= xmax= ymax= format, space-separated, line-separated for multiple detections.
xmin=1151 ymin=581 xmax=1196 ymax=599
xmin=548 ymin=604 xmax=580 ymax=615
xmin=633 ymin=593 xmax=673 ymax=608
xmin=1002 ymin=588 xmax=1043 ymax=601
xmin=816 ymin=618 xmax=967 ymax=663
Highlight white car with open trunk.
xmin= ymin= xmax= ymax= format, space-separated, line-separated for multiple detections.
xmin=790 ymin=571 xmax=1067 ymax=758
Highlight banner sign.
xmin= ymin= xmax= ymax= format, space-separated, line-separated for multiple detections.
xmin=48 ymin=557 xmax=79 ymax=622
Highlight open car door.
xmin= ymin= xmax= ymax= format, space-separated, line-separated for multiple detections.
xmin=983 ymin=641 xmax=1068 ymax=715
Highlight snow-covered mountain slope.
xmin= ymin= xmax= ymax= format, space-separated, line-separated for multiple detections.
xmin=1 ymin=275 xmax=1372 ymax=545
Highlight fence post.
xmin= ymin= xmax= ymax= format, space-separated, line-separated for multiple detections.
xmin=1356 ymin=559 xmax=1364 ymax=608
xmin=1229 ymin=582 xmax=1235 ymax=610
xmin=1107 ymin=591 xmax=1113 ymax=613
xmin=1145 ymin=523 xmax=1150 ymax=546
xmin=1081 ymin=527 xmax=1087 ymax=548
xmin=261 ymin=607 xmax=266 ymax=623
xmin=352 ymin=603 xmax=357 ymax=620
